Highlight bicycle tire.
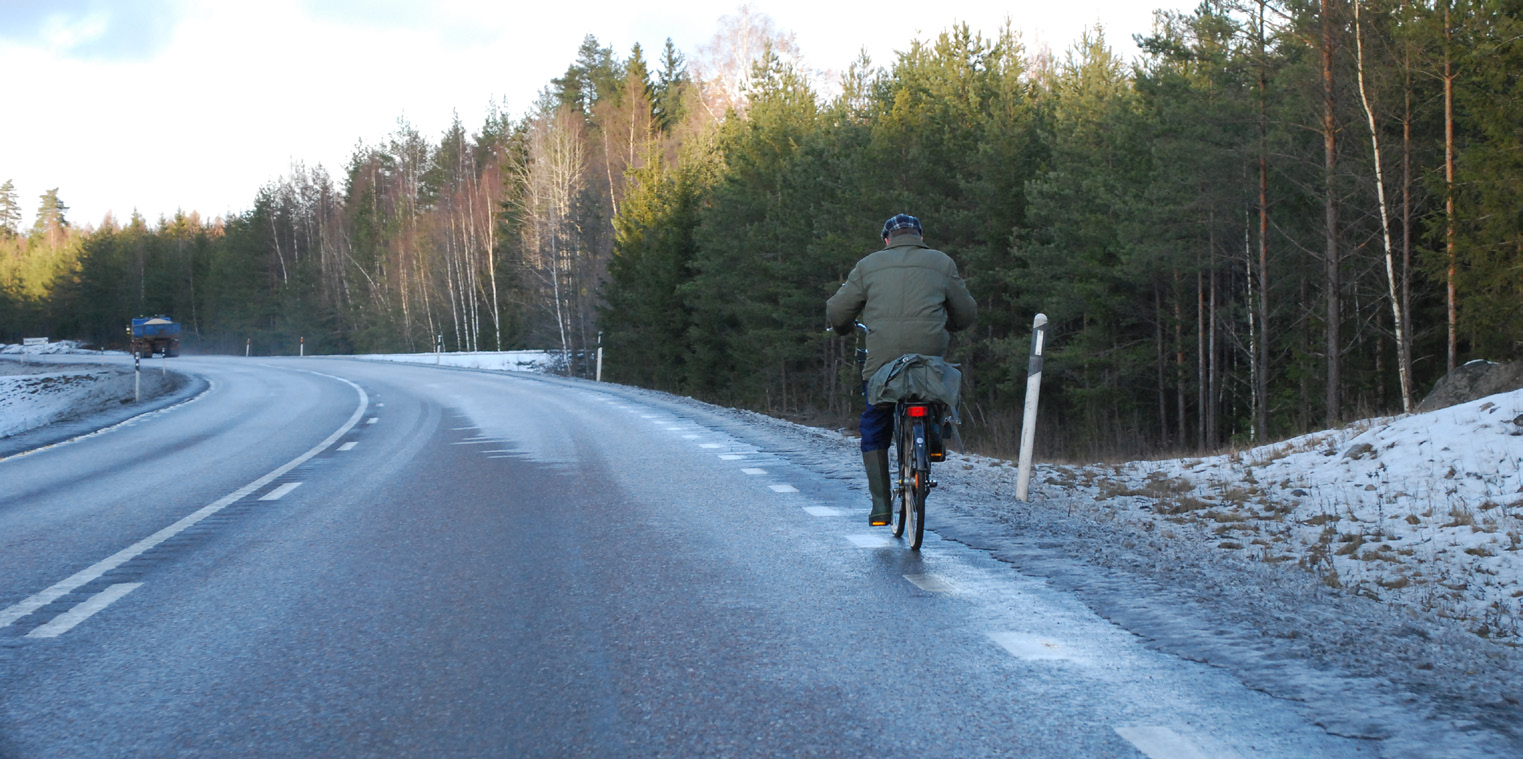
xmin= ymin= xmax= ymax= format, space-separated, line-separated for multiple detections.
xmin=891 ymin=412 xmax=909 ymax=538
xmin=907 ymin=420 xmax=928 ymax=549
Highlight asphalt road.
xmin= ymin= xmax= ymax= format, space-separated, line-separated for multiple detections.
xmin=0 ymin=357 xmax=1375 ymax=758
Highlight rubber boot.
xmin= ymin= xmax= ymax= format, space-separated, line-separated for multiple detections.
xmin=864 ymin=449 xmax=893 ymax=526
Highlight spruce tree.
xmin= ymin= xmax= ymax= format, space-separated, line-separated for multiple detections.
xmin=653 ymin=38 xmax=689 ymax=132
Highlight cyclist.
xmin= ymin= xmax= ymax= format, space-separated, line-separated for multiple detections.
xmin=826 ymin=214 xmax=977 ymax=526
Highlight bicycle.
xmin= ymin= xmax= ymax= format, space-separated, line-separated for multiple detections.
xmin=843 ymin=321 xmax=949 ymax=551
xmin=890 ymin=397 xmax=946 ymax=550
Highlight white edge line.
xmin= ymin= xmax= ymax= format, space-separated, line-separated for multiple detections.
xmin=26 ymin=583 xmax=143 ymax=638
xmin=845 ymin=534 xmax=893 ymax=548
xmin=1113 ymin=726 xmax=1215 ymax=759
xmin=338 ymin=442 xmax=357 ymax=451
xmin=903 ymin=573 xmax=955 ymax=592
xmin=258 ymin=482 xmax=303 ymax=501
xmin=0 ymin=377 xmax=216 ymax=466
xmin=0 ymin=369 xmax=367 ymax=629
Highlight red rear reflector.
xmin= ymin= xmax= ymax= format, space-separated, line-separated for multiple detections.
xmin=907 ymin=405 xmax=928 ymax=417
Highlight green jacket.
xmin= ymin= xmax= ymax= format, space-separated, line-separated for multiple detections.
xmin=826 ymin=234 xmax=977 ymax=380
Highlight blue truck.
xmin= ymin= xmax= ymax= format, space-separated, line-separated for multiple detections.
xmin=129 ymin=316 xmax=181 ymax=357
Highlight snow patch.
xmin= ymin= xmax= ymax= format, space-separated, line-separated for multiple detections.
xmin=0 ymin=349 xmax=173 ymax=439
xmin=352 ymin=350 xmax=557 ymax=373
xmin=1053 ymin=388 xmax=1523 ymax=640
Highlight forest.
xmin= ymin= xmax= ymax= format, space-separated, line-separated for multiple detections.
xmin=1 ymin=1 xmax=1519 ymax=459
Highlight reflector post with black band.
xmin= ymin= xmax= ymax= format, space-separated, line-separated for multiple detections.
xmin=1016 ymin=313 xmax=1047 ymax=502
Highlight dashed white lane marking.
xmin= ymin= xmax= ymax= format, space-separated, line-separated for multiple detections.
xmin=338 ymin=442 xmax=357 ymax=451
xmin=718 ymin=455 xmax=744 ymax=461
xmin=1113 ymin=727 xmax=1217 ymax=759
xmin=987 ymin=632 xmax=1070 ymax=661
xmin=259 ymin=482 xmax=303 ymax=501
xmin=366 ymin=417 xmax=378 ymax=425
xmin=741 ymin=468 xmax=767 ymax=475
xmin=768 ymin=484 xmax=798 ymax=493
xmin=904 ymin=574 xmax=955 ymax=592
xmin=450 ymin=426 xmax=476 ymax=431
xmin=0 ymin=370 xmax=368 ymax=631
xmin=665 ymin=427 xmax=685 ymax=431
xmin=699 ymin=443 xmax=723 ymax=449
xmin=376 ymin=403 xmax=385 ymax=408
xmin=682 ymin=434 xmax=701 ymax=439
xmin=846 ymin=533 xmax=894 ymax=548
xmin=451 ymin=440 xmax=507 ymax=445
xmin=803 ymin=506 xmax=846 ymax=517
xmin=26 ymin=583 xmax=143 ymax=639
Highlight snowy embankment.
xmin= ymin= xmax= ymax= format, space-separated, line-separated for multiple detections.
xmin=1044 ymin=390 xmax=1523 ymax=639
xmin=0 ymin=341 xmax=145 ymax=439
xmin=0 ymin=340 xmax=126 ymax=357
xmin=352 ymin=350 xmax=557 ymax=373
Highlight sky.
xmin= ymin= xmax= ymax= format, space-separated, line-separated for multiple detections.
xmin=0 ymin=0 xmax=1199 ymax=229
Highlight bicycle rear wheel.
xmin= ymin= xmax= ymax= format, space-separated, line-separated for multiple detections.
xmin=906 ymin=421 xmax=928 ymax=550
xmin=906 ymin=471 xmax=927 ymax=550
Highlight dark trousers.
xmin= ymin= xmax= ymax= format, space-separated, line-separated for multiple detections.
xmin=860 ymin=383 xmax=894 ymax=452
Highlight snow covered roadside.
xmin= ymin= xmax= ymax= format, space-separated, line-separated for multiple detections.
xmin=0 ymin=340 xmax=124 ymax=358
xmin=0 ymin=342 xmax=179 ymax=442
xmin=353 ymin=350 xmax=557 ymax=373
xmin=1046 ymin=390 xmax=1523 ymax=641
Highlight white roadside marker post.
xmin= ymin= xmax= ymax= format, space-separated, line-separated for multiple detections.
xmin=300 ymin=336 xmax=304 ymax=357
xmin=245 ymin=338 xmax=250 ymax=357
xmin=1016 ymin=313 xmax=1047 ymax=502
xmin=134 ymin=350 xmax=141 ymax=403
xmin=596 ymin=330 xmax=604 ymax=382
xmin=436 ymin=334 xmax=443 ymax=365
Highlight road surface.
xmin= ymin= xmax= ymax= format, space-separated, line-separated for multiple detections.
xmin=0 ymin=357 xmax=1414 ymax=757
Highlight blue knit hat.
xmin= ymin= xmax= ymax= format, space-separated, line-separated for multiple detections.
xmin=881 ymin=213 xmax=922 ymax=238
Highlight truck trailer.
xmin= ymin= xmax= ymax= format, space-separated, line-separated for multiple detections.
xmin=129 ymin=316 xmax=181 ymax=357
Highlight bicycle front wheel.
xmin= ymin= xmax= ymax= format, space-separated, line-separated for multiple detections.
xmin=891 ymin=419 xmax=909 ymax=538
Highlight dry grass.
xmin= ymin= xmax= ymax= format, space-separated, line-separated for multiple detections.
xmin=1443 ymin=507 xmax=1476 ymax=528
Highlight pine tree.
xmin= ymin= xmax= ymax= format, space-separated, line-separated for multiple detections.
xmin=32 ymin=188 xmax=69 ymax=248
xmin=0 ymin=179 xmax=21 ymax=236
